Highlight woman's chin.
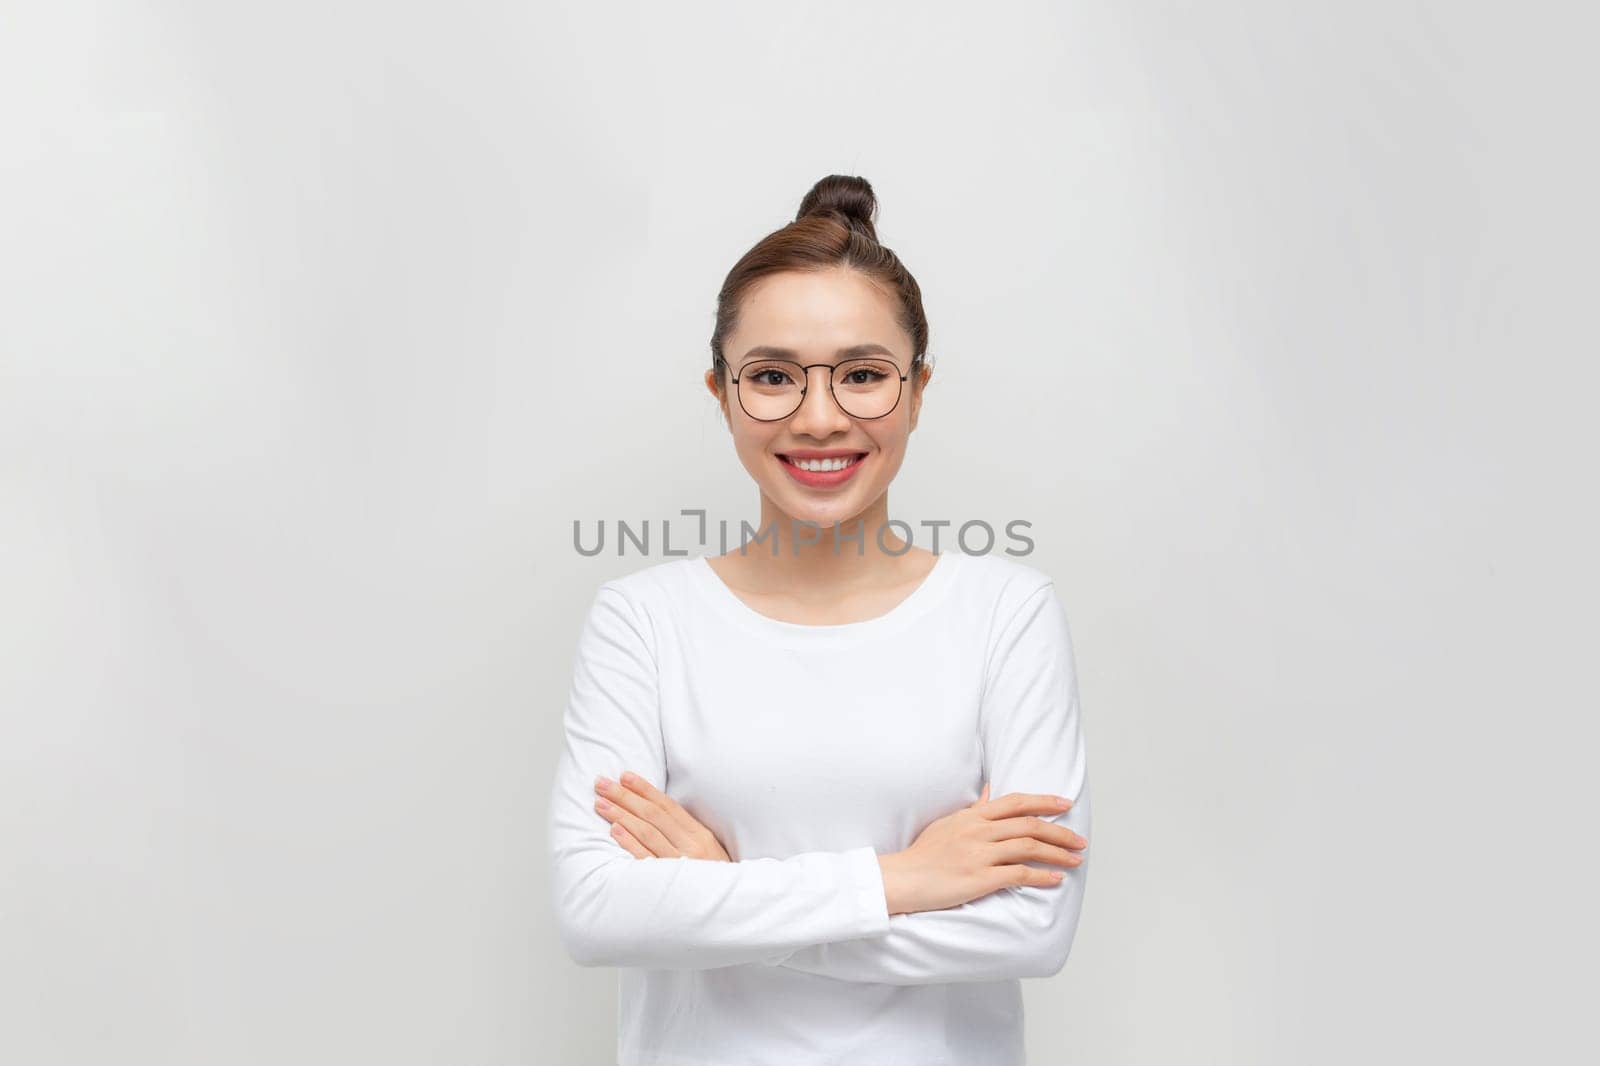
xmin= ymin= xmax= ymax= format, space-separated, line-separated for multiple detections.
xmin=769 ymin=487 xmax=872 ymax=529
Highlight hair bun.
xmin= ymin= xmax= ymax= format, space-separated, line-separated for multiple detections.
xmin=796 ymin=174 xmax=878 ymax=241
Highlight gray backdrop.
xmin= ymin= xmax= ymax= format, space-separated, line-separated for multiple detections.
xmin=3 ymin=1 xmax=1593 ymax=1063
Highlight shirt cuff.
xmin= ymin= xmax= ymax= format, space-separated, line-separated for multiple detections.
xmin=843 ymin=843 xmax=892 ymax=937
xmin=760 ymin=845 xmax=890 ymax=966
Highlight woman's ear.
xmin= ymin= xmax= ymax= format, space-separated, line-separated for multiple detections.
xmin=908 ymin=363 xmax=932 ymax=432
xmin=704 ymin=367 xmax=730 ymax=427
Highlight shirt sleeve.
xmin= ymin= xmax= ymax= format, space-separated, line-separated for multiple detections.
xmin=547 ymin=583 xmax=894 ymax=970
xmin=768 ymin=581 xmax=1092 ymax=985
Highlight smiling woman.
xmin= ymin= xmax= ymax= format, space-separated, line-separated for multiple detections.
xmin=546 ymin=174 xmax=1093 ymax=1066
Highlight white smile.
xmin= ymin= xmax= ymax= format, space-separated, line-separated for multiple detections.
xmin=780 ymin=453 xmax=866 ymax=472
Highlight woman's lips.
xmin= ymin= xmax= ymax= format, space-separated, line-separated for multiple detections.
xmin=777 ymin=452 xmax=868 ymax=487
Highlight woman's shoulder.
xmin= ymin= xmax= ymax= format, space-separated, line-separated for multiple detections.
xmin=948 ymin=549 xmax=1056 ymax=600
xmin=941 ymin=550 xmax=1066 ymax=638
xmin=591 ymin=555 xmax=704 ymax=611
xmin=944 ymin=553 xmax=1075 ymax=667
xmin=574 ymin=557 xmax=705 ymax=654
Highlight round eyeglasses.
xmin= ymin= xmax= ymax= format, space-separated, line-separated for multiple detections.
xmin=715 ymin=354 xmax=915 ymax=422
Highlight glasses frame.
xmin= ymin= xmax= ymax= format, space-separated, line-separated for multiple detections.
xmin=714 ymin=354 xmax=916 ymax=423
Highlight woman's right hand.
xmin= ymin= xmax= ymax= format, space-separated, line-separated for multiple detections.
xmin=877 ymin=782 xmax=1087 ymax=916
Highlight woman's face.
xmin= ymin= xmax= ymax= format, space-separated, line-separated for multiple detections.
xmin=704 ymin=266 xmax=931 ymax=532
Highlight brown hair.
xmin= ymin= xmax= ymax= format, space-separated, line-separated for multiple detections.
xmin=709 ymin=174 xmax=932 ymax=390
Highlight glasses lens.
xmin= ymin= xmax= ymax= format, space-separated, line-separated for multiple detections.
xmin=738 ymin=360 xmax=804 ymax=420
xmin=832 ymin=358 xmax=902 ymax=419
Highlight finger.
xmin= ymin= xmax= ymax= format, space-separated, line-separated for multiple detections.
xmin=597 ymin=775 xmax=693 ymax=853
xmin=990 ymin=863 xmax=1070 ymax=892
xmin=595 ymin=795 xmax=680 ymax=858
xmin=990 ymin=836 xmax=1085 ymax=870
xmin=983 ymin=791 xmax=1074 ymax=820
xmin=979 ymin=781 xmax=990 ymax=803
xmin=619 ymin=772 xmax=708 ymax=842
xmin=985 ymin=815 xmax=1089 ymax=851
xmin=609 ymin=820 xmax=654 ymax=859
xmin=598 ymin=797 xmax=678 ymax=857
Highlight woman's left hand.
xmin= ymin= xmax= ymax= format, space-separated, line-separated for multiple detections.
xmin=594 ymin=772 xmax=731 ymax=862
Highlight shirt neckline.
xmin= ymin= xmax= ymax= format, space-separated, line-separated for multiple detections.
xmin=689 ymin=550 xmax=962 ymax=647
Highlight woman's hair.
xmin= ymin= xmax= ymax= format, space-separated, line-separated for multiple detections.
xmin=709 ymin=174 xmax=932 ymax=388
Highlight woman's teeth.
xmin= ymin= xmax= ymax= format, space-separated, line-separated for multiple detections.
xmin=783 ymin=454 xmax=863 ymax=472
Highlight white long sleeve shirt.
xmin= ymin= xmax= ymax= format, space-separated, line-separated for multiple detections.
xmin=546 ymin=549 xmax=1092 ymax=1066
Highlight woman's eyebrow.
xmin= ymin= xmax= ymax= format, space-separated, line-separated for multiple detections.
xmin=739 ymin=343 xmax=896 ymax=363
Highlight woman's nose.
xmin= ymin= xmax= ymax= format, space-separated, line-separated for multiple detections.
xmin=787 ymin=367 xmax=853 ymax=434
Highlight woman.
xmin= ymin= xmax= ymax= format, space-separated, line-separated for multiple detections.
xmin=547 ymin=174 xmax=1092 ymax=1065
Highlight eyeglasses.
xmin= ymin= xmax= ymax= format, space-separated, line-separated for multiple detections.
xmin=715 ymin=354 xmax=914 ymax=422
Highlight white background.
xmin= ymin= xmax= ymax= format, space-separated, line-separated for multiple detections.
xmin=3 ymin=2 xmax=1595 ymax=1063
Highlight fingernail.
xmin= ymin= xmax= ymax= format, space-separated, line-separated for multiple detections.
xmin=1050 ymin=870 xmax=1065 ymax=880
xmin=1055 ymin=796 xmax=1071 ymax=809
xmin=595 ymin=776 xmax=611 ymax=790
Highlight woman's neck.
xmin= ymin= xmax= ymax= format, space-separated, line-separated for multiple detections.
xmin=721 ymin=494 xmax=930 ymax=592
